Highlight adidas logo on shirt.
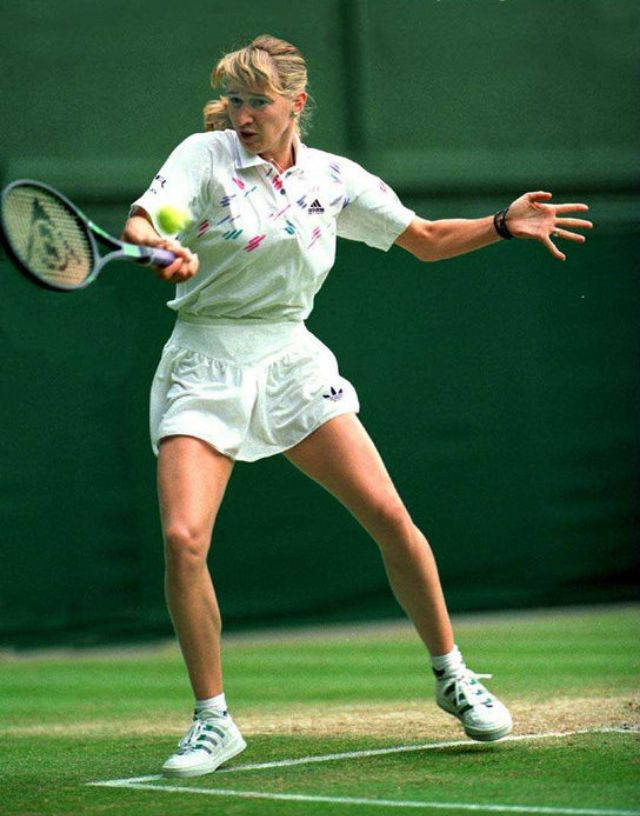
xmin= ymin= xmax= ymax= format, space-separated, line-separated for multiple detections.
xmin=307 ymin=198 xmax=325 ymax=214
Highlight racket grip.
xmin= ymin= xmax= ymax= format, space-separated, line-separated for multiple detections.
xmin=147 ymin=247 xmax=177 ymax=267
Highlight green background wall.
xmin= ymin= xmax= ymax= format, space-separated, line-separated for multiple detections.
xmin=1 ymin=0 xmax=638 ymax=647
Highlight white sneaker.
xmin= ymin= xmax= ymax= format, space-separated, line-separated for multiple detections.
xmin=435 ymin=663 xmax=512 ymax=742
xmin=162 ymin=710 xmax=247 ymax=778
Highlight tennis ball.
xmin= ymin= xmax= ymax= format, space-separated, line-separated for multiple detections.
xmin=157 ymin=205 xmax=188 ymax=235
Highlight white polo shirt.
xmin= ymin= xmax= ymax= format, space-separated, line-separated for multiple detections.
xmin=132 ymin=129 xmax=415 ymax=322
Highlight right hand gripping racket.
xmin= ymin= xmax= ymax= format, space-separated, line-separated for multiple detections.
xmin=0 ymin=179 xmax=176 ymax=292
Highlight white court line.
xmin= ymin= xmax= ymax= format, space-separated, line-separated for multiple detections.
xmin=217 ymin=727 xmax=635 ymax=774
xmin=86 ymin=781 xmax=640 ymax=816
xmin=88 ymin=727 xmax=635 ymax=787
xmin=85 ymin=728 xmax=639 ymax=815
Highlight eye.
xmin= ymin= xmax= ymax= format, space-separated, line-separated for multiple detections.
xmin=250 ymin=98 xmax=269 ymax=109
xmin=228 ymin=96 xmax=243 ymax=108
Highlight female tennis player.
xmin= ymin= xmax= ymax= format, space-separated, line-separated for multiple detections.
xmin=123 ymin=34 xmax=592 ymax=778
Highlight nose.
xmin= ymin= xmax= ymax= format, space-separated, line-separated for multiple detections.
xmin=233 ymin=104 xmax=253 ymax=126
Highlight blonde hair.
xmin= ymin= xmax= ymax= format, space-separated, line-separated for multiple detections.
xmin=203 ymin=34 xmax=312 ymax=137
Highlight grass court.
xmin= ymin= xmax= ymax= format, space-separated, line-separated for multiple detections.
xmin=2 ymin=605 xmax=638 ymax=815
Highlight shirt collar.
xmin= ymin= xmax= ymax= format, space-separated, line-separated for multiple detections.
xmin=232 ymin=130 xmax=307 ymax=173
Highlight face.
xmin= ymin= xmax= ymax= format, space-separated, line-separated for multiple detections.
xmin=226 ymin=82 xmax=306 ymax=157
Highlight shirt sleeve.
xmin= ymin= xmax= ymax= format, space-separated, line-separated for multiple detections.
xmin=129 ymin=133 xmax=214 ymax=237
xmin=336 ymin=158 xmax=415 ymax=251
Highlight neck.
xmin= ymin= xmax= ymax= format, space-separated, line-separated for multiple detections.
xmin=261 ymin=132 xmax=296 ymax=173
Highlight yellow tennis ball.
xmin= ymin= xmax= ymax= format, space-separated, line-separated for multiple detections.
xmin=157 ymin=205 xmax=188 ymax=235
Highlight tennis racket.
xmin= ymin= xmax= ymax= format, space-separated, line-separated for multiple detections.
xmin=0 ymin=179 xmax=176 ymax=292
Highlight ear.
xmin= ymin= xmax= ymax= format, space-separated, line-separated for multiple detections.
xmin=292 ymin=91 xmax=307 ymax=114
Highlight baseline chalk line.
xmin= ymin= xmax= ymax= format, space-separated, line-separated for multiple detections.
xmin=85 ymin=728 xmax=639 ymax=814
xmin=86 ymin=781 xmax=640 ymax=816
xmin=88 ymin=726 xmax=636 ymax=787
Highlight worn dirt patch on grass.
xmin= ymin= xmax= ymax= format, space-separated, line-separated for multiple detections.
xmin=5 ymin=694 xmax=638 ymax=739
xmin=238 ymin=694 xmax=639 ymax=738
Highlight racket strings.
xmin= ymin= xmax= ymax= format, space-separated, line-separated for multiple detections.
xmin=1 ymin=186 xmax=93 ymax=287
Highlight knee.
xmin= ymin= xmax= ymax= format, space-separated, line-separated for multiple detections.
xmin=164 ymin=523 xmax=210 ymax=573
xmin=366 ymin=495 xmax=414 ymax=544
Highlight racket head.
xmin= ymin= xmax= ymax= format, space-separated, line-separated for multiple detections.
xmin=0 ymin=179 xmax=98 ymax=291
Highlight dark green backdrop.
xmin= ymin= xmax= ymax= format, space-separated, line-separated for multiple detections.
xmin=1 ymin=0 xmax=638 ymax=647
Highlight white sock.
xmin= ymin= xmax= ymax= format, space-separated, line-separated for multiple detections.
xmin=195 ymin=692 xmax=228 ymax=718
xmin=430 ymin=645 xmax=464 ymax=678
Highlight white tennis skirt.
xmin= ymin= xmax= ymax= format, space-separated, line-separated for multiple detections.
xmin=149 ymin=314 xmax=360 ymax=462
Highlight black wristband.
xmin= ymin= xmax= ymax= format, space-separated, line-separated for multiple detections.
xmin=493 ymin=207 xmax=513 ymax=240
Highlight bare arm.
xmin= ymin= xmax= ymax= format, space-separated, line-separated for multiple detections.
xmin=395 ymin=191 xmax=592 ymax=263
xmin=395 ymin=215 xmax=500 ymax=262
xmin=122 ymin=206 xmax=199 ymax=283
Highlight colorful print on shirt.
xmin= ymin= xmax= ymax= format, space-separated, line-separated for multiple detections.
xmin=131 ymin=129 xmax=415 ymax=321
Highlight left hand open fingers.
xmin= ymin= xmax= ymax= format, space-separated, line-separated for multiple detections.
xmin=556 ymin=217 xmax=593 ymax=230
xmin=554 ymin=203 xmax=589 ymax=214
xmin=552 ymin=227 xmax=587 ymax=244
xmin=543 ymin=234 xmax=566 ymax=261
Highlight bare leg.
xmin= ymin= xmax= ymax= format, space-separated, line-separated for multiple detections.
xmin=157 ymin=435 xmax=235 ymax=698
xmin=284 ymin=414 xmax=454 ymax=656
